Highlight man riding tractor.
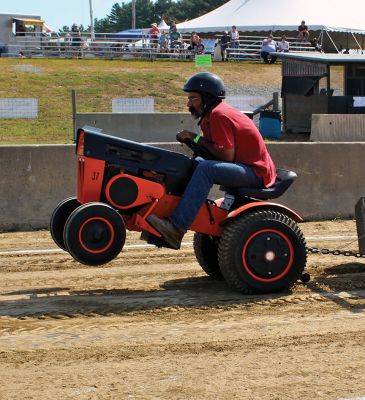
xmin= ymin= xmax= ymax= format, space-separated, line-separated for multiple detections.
xmin=147 ymin=72 xmax=277 ymax=249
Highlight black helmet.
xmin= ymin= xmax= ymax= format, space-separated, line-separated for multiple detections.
xmin=183 ymin=72 xmax=226 ymax=99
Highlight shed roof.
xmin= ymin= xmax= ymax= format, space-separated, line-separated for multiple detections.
xmin=273 ymin=52 xmax=365 ymax=65
xmin=13 ymin=17 xmax=44 ymax=26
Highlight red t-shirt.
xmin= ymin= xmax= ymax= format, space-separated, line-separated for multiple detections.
xmin=200 ymin=102 xmax=276 ymax=187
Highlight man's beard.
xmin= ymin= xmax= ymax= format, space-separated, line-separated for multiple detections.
xmin=189 ymin=106 xmax=203 ymax=120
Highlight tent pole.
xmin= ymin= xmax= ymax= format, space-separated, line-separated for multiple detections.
xmin=132 ymin=0 xmax=136 ymax=29
xmin=325 ymin=30 xmax=339 ymax=53
xmin=89 ymin=0 xmax=95 ymax=41
xmin=351 ymin=33 xmax=362 ymax=51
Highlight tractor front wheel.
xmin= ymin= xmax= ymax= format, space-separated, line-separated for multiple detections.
xmin=218 ymin=210 xmax=306 ymax=294
xmin=193 ymin=233 xmax=223 ymax=280
xmin=64 ymin=202 xmax=126 ymax=266
xmin=50 ymin=197 xmax=80 ymax=250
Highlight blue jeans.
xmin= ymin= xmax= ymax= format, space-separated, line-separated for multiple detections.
xmin=170 ymin=157 xmax=263 ymax=232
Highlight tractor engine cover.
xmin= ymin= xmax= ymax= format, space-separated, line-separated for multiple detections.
xmin=104 ymin=174 xmax=165 ymax=209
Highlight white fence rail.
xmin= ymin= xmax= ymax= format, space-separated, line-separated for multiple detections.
xmin=112 ymin=98 xmax=155 ymax=113
xmin=0 ymin=98 xmax=38 ymax=118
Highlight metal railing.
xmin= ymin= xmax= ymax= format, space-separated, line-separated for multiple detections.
xmin=6 ymin=32 xmax=315 ymax=61
xmin=220 ymin=35 xmax=315 ymax=61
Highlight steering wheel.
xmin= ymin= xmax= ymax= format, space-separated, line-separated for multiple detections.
xmin=184 ymin=138 xmax=199 ymax=153
xmin=184 ymin=139 xmax=213 ymax=160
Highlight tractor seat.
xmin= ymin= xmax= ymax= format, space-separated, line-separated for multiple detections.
xmin=221 ymin=169 xmax=297 ymax=200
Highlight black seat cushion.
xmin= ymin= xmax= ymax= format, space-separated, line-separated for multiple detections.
xmin=221 ymin=169 xmax=297 ymax=200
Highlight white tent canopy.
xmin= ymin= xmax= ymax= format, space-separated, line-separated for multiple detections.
xmin=158 ymin=19 xmax=169 ymax=30
xmin=176 ymin=0 xmax=365 ymax=34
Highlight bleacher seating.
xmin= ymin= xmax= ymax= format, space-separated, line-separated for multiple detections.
xmin=12 ymin=32 xmax=315 ymax=61
xmin=217 ymin=35 xmax=315 ymax=61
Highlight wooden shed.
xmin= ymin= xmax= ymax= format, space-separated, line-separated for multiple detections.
xmin=274 ymin=52 xmax=365 ymax=134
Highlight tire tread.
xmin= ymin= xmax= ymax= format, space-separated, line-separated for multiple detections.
xmin=218 ymin=210 xmax=306 ymax=294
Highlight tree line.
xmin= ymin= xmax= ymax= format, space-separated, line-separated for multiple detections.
xmin=62 ymin=0 xmax=228 ymax=33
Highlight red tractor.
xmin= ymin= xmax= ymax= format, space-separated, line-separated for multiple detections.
xmin=50 ymin=126 xmax=307 ymax=294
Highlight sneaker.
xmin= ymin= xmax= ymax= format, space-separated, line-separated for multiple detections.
xmin=146 ymin=214 xmax=184 ymax=250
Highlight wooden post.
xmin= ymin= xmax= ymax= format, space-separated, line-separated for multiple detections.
xmin=355 ymin=197 xmax=365 ymax=254
xmin=273 ymin=92 xmax=279 ymax=111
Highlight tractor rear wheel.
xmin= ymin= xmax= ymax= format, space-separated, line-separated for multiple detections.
xmin=64 ymin=202 xmax=126 ymax=266
xmin=218 ymin=210 xmax=306 ymax=294
xmin=50 ymin=197 xmax=80 ymax=250
xmin=193 ymin=233 xmax=223 ymax=280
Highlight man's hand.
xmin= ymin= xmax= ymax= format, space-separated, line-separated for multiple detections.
xmin=176 ymin=130 xmax=196 ymax=143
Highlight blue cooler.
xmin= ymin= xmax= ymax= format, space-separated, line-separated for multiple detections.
xmin=259 ymin=110 xmax=282 ymax=139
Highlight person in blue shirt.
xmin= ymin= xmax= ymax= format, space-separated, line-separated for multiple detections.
xmin=220 ymin=31 xmax=231 ymax=61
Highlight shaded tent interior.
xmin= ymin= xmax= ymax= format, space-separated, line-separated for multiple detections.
xmin=273 ymin=53 xmax=365 ymax=133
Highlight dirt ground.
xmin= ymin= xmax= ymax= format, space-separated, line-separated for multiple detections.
xmin=0 ymin=219 xmax=364 ymax=400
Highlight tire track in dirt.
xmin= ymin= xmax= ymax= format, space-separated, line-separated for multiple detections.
xmin=0 ymin=248 xmax=197 ymax=273
xmin=0 ymin=287 xmax=363 ymax=326
xmin=1 ymin=313 xmax=364 ymax=362
xmin=0 ymin=224 xmax=364 ymax=400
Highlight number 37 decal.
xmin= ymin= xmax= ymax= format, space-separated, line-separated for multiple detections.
xmin=92 ymin=171 xmax=100 ymax=181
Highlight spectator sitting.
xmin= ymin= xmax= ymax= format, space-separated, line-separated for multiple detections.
xmin=71 ymin=24 xmax=81 ymax=46
xmin=195 ymin=38 xmax=205 ymax=55
xmin=169 ymin=20 xmax=177 ymax=33
xmin=149 ymin=23 xmax=160 ymax=48
xmin=229 ymin=25 xmax=240 ymax=48
xmin=159 ymin=31 xmax=169 ymax=51
xmin=310 ymin=38 xmax=324 ymax=53
xmin=220 ymin=30 xmax=231 ymax=61
xmin=188 ymin=31 xmax=199 ymax=52
xmin=277 ymin=35 xmax=289 ymax=52
xmin=70 ymin=23 xmax=82 ymax=56
xmin=169 ymin=28 xmax=182 ymax=51
xmin=64 ymin=28 xmax=72 ymax=46
xmin=297 ymin=20 xmax=309 ymax=41
xmin=260 ymin=34 xmax=277 ymax=64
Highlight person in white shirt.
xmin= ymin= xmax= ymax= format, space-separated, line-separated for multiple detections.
xmin=260 ymin=34 xmax=277 ymax=64
xmin=277 ymin=35 xmax=289 ymax=52
xmin=229 ymin=25 xmax=240 ymax=49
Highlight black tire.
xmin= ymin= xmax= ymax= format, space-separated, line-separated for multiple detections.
xmin=193 ymin=233 xmax=224 ymax=280
xmin=50 ymin=197 xmax=80 ymax=250
xmin=218 ymin=210 xmax=307 ymax=294
xmin=63 ymin=202 xmax=126 ymax=266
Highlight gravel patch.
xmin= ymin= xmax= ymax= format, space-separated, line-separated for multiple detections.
xmin=226 ymin=84 xmax=281 ymax=98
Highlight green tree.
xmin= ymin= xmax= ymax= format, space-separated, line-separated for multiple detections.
xmin=180 ymin=0 xmax=228 ymax=20
xmin=93 ymin=0 xmax=229 ymax=32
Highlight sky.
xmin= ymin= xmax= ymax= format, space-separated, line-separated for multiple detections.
xmin=1 ymin=0 xmax=122 ymax=32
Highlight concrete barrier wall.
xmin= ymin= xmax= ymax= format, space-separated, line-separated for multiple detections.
xmin=76 ymin=113 xmax=200 ymax=142
xmin=311 ymin=114 xmax=365 ymax=142
xmin=0 ymin=145 xmax=76 ymax=231
xmin=1 ymin=142 xmax=365 ymax=231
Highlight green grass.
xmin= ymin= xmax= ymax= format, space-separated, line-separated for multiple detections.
xmin=0 ymin=58 xmax=343 ymax=144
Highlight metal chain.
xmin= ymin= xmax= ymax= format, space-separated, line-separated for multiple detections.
xmin=306 ymin=231 xmax=365 ymax=258
xmin=306 ymin=246 xmax=365 ymax=258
